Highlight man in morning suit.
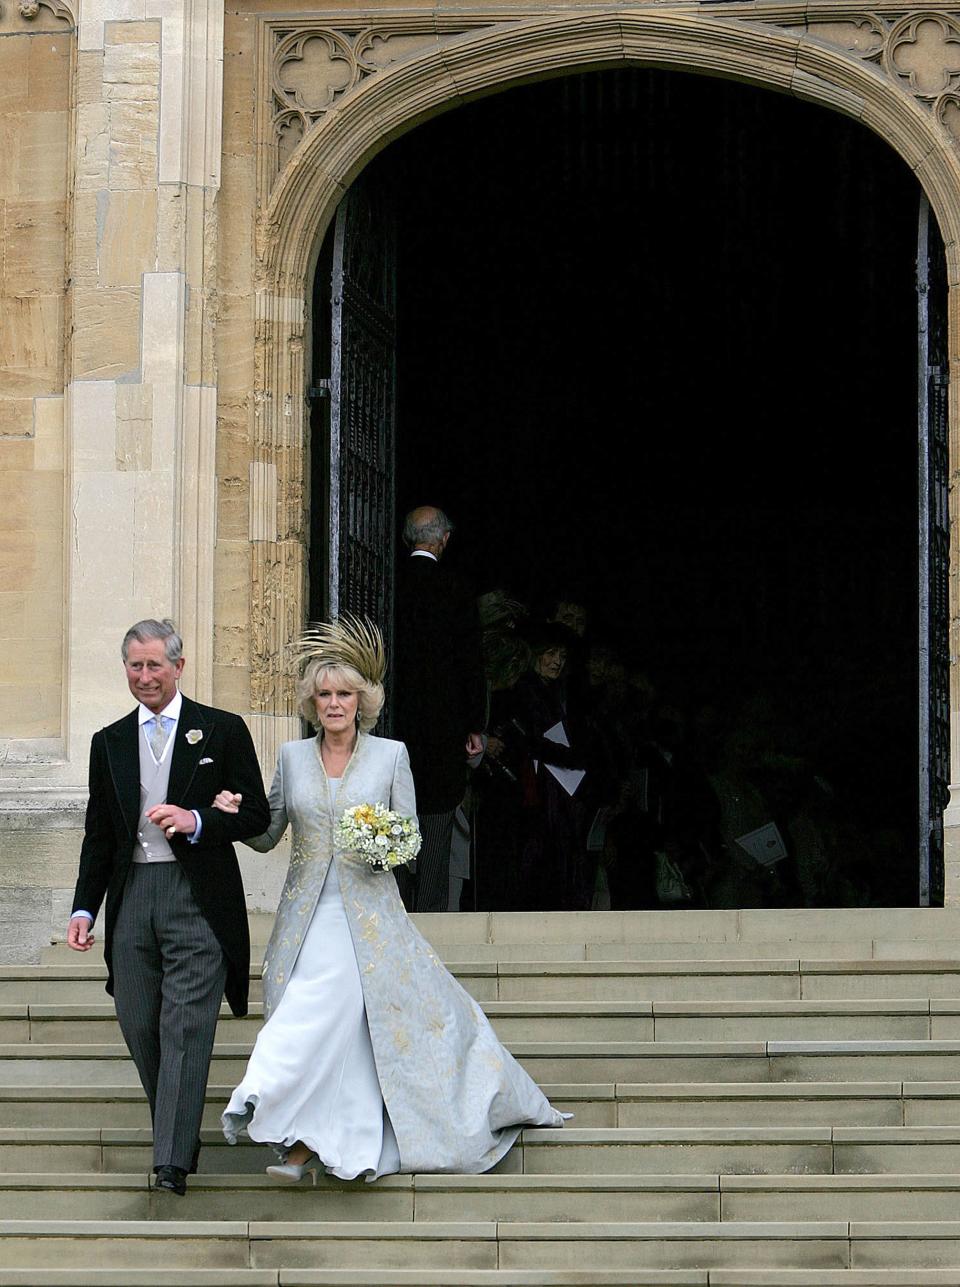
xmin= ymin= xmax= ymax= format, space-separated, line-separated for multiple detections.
xmin=395 ymin=507 xmax=486 ymax=911
xmin=67 ymin=619 xmax=270 ymax=1195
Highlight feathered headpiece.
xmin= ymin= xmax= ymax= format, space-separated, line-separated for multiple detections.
xmin=289 ymin=615 xmax=386 ymax=686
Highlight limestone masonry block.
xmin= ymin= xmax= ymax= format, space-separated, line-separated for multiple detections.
xmin=0 ymin=530 xmax=60 ymax=595
xmin=75 ymin=52 xmax=106 ymax=107
xmin=103 ymin=41 xmax=160 ymax=99
xmin=27 ymin=34 xmax=71 ymax=112
xmin=16 ymin=111 xmax=68 ymax=203
xmin=75 ymin=103 xmax=110 ymax=190
xmin=108 ymin=100 xmax=159 ymax=190
xmin=0 ymin=42 xmax=29 ymax=112
xmin=214 ymin=540 xmax=252 ymax=630
xmin=105 ymin=19 xmax=161 ymax=44
xmin=0 ymin=398 xmax=34 ymax=438
xmin=213 ymin=660 xmax=251 ymax=714
xmin=71 ymin=288 xmax=141 ymax=380
xmin=0 ymin=682 xmax=61 ymax=739
xmin=71 ymin=380 xmax=117 ymax=473
xmin=0 ymin=637 xmax=62 ymax=686
xmin=0 ymin=296 xmax=62 ymax=395
xmin=0 ymin=117 xmax=20 ymax=202
xmin=0 ymin=471 xmax=62 ymax=533
xmin=32 ymin=397 xmax=64 ymax=471
xmin=2 ymin=201 xmax=67 ymax=296
xmin=99 ymin=190 xmax=157 ymax=287
xmin=115 ymin=383 xmax=153 ymax=470
xmin=0 ymin=440 xmax=35 ymax=471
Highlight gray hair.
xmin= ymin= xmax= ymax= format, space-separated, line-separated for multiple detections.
xmin=121 ymin=619 xmax=183 ymax=663
xmin=402 ymin=507 xmax=454 ymax=549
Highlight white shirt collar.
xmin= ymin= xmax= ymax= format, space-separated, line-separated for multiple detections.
xmin=137 ymin=689 xmax=183 ymax=726
xmin=410 ymin=549 xmax=438 ymax=562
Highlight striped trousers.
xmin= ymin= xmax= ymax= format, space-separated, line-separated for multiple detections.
xmin=412 ymin=810 xmax=457 ymax=912
xmin=112 ymin=862 xmax=227 ymax=1171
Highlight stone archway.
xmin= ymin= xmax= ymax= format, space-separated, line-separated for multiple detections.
xmin=248 ymin=6 xmax=960 ymax=894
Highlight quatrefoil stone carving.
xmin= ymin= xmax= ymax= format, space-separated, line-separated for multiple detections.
xmin=887 ymin=15 xmax=960 ymax=99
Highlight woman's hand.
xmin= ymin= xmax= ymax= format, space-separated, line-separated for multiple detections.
xmin=212 ymin=790 xmax=242 ymax=814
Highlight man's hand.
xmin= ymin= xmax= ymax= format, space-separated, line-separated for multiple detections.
xmin=465 ymin=732 xmax=485 ymax=758
xmin=212 ymin=790 xmax=242 ymax=814
xmin=67 ymin=915 xmax=94 ymax=952
xmin=145 ymin=803 xmax=197 ymax=839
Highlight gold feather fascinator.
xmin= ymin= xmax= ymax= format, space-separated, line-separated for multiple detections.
xmin=289 ymin=615 xmax=386 ymax=686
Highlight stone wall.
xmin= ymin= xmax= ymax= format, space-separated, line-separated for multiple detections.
xmin=0 ymin=11 xmax=71 ymax=745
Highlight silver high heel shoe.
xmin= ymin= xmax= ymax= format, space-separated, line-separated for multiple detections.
xmin=266 ymin=1151 xmax=321 ymax=1185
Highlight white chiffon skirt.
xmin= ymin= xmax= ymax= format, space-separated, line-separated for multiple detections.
xmin=222 ymin=859 xmax=401 ymax=1180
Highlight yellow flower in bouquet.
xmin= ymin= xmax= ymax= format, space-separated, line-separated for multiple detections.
xmin=336 ymin=802 xmax=422 ymax=872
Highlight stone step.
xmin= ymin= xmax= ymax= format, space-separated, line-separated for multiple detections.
xmin=40 ymin=905 xmax=960 ymax=951
xmin=0 ymin=1082 xmax=614 ymax=1130
xmin=0 ymin=1272 xmax=709 ymax=1287
xmin=13 ymin=1039 xmax=960 ymax=1087
xmin=8 ymin=1171 xmax=960 ymax=1224
xmin=14 ymin=959 xmax=960 ymax=1007
xmin=9 ymin=1270 xmax=960 ymax=1287
xmin=13 ymin=1078 xmax=960 ymax=1131
xmin=6 ymin=1218 xmax=960 ymax=1271
xmin=9 ymin=1273 xmax=960 ymax=1287
xmin=4 ymin=998 xmax=954 ymax=1045
xmin=7 ymin=1125 xmax=960 ymax=1176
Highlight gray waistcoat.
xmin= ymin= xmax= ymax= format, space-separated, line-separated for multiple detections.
xmin=133 ymin=728 xmax=176 ymax=863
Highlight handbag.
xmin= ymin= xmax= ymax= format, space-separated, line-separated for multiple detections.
xmin=654 ymin=851 xmax=693 ymax=904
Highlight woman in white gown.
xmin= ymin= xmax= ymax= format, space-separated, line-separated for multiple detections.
xmin=220 ymin=619 xmax=564 ymax=1183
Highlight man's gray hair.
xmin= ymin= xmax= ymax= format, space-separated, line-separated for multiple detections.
xmin=402 ymin=507 xmax=454 ymax=548
xmin=122 ymin=619 xmax=183 ymax=663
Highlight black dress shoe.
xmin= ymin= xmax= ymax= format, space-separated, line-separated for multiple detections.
xmin=154 ymin=1165 xmax=188 ymax=1195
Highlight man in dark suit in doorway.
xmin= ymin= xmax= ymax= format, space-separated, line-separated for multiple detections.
xmin=395 ymin=507 xmax=486 ymax=911
xmin=67 ymin=619 xmax=269 ymax=1195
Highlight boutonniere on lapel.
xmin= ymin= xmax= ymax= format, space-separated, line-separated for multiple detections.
xmin=185 ymin=729 xmax=203 ymax=745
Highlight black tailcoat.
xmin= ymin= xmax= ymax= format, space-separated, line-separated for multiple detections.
xmin=71 ymin=695 xmax=270 ymax=1017
xmin=394 ymin=556 xmax=486 ymax=813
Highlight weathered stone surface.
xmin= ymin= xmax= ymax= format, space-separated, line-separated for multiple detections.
xmin=70 ymin=289 xmax=141 ymax=380
xmin=98 ymin=190 xmax=157 ymax=287
xmin=102 ymin=41 xmax=159 ymax=99
xmin=0 ymin=296 xmax=62 ymax=394
xmin=104 ymin=19 xmax=161 ymax=44
xmin=114 ymin=384 xmax=152 ymax=470
xmin=108 ymin=100 xmax=159 ymax=190
xmin=0 ymin=399 xmax=33 ymax=438
xmin=1 ymin=202 xmax=66 ymax=296
xmin=27 ymin=33 xmax=72 ymax=111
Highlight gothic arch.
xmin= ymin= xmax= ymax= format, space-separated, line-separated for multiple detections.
xmin=247 ymin=9 xmax=960 ymax=785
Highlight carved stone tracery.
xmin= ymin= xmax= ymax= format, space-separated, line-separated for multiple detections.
xmin=265 ymin=18 xmax=503 ymax=191
xmin=885 ymin=14 xmax=960 ymax=99
xmin=0 ymin=0 xmax=74 ymax=24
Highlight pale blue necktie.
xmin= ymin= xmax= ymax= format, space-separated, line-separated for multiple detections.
xmin=149 ymin=715 xmax=170 ymax=761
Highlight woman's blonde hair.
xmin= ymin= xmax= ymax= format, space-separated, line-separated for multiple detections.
xmin=297 ymin=661 xmax=384 ymax=732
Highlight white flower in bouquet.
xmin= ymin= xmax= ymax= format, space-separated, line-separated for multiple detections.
xmin=336 ymin=802 xmax=422 ymax=872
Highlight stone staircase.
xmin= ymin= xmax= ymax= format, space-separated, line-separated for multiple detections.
xmin=4 ymin=909 xmax=960 ymax=1284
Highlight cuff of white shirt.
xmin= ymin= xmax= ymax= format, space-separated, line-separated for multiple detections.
xmin=188 ymin=810 xmax=203 ymax=844
xmin=72 ymin=911 xmax=94 ymax=924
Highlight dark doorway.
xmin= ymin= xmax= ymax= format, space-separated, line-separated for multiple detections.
xmin=312 ymin=67 xmax=939 ymax=908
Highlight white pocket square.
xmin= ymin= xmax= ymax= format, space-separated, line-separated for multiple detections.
xmin=199 ymin=757 xmax=214 ymax=765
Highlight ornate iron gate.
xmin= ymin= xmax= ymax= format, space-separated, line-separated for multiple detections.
xmin=918 ymin=193 xmax=950 ymax=906
xmin=327 ymin=177 xmax=398 ymax=720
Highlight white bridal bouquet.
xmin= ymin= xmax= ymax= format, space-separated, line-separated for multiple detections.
xmin=336 ymin=803 xmax=422 ymax=872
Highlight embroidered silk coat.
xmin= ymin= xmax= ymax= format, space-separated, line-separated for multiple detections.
xmin=247 ymin=731 xmax=563 ymax=1174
